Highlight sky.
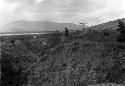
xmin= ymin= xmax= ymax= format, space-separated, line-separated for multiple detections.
xmin=0 ymin=0 xmax=125 ymax=27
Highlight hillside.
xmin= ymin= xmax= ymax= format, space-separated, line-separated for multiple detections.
xmin=88 ymin=18 xmax=125 ymax=30
xmin=1 ymin=19 xmax=125 ymax=86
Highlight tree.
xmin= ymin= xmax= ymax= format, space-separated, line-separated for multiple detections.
xmin=117 ymin=19 xmax=125 ymax=34
xmin=79 ymin=22 xmax=88 ymax=30
xmin=117 ymin=19 xmax=125 ymax=42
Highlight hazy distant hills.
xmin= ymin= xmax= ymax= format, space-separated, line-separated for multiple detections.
xmin=1 ymin=18 xmax=125 ymax=33
xmin=1 ymin=20 xmax=81 ymax=33
xmin=89 ymin=18 xmax=125 ymax=30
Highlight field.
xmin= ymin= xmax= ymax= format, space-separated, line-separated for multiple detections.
xmin=1 ymin=28 xmax=125 ymax=86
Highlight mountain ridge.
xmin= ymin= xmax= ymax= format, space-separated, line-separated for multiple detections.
xmin=1 ymin=18 xmax=125 ymax=33
xmin=1 ymin=20 xmax=81 ymax=33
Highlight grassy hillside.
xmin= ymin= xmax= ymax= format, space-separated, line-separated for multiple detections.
xmin=1 ymin=28 xmax=125 ymax=86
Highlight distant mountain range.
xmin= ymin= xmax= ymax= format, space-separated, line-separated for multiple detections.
xmin=1 ymin=18 xmax=125 ymax=34
xmin=1 ymin=20 xmax=81 ymax=33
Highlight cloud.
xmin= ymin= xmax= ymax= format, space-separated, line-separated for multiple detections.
xmin=0 ymin=0 xmax=125 ymax=28
xmin=92 ymin=0 xmax=125 ymax=22
xmin=3 ymin=0 xmax=35 ymax=3
xmin=0 ymin=1 xmax=19 ymax=25
xmin=34 ymin=0 xmax=44 ymax=3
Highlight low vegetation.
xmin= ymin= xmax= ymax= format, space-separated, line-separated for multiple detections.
xmin=1 ymin=24 xmax=125 ymax=86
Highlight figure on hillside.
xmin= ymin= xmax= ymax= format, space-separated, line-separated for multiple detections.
xmin=64 ymin=28 xmax=69 ymax=42
xmin=10 ymin=40 xmax=16 ymax=46
xmin=65 ymin=28 xmax=69 ymax=37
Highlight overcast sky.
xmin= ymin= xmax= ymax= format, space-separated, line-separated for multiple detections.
xmin=0 ymin=0 xmax=125 ymax=27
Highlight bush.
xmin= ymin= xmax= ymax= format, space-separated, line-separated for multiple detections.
xmin=1 ymin=42 xmax=37 ymax=86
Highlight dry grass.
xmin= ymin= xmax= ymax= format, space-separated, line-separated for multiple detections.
xmin=1 ymin=29 xmax=125 ymax=86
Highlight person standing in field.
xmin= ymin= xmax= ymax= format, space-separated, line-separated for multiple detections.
xmin=65 ymin=28 xmax=69 ymax=42
xmin=65 ymin=28 xmax=69 ymax=37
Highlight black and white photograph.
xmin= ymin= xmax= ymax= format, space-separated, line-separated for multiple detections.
xmin=0 ymin=0 xmax=125 ymax=86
